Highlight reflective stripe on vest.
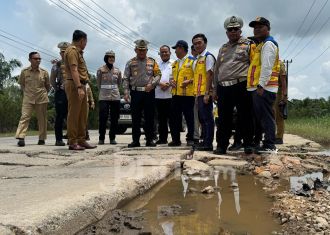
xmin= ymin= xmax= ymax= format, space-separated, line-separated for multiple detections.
xmin=171 ymin=58 xmax=194 ymax=96
xmin=247 ymin=37 xmax=280 ymax=89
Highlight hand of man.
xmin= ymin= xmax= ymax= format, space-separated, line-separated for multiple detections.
xmin=78 ymin=88 xmax=85 ymax=100
xmin=169 ymin=80 xmax=176 ymax=88
xmin=90 ymin=102 xmax=95 ymax=110
xmin=161 ymin=82 xmax=170 ymax=91
xmin=145 ymin=83 xmax=153 ymax=92
xmin=203 ymin=94 xmax=210 ymax=104
xmin=257 ymin=86 xmax=264 ymax=96
xmin=124 ymin=94 xmax=130 ymax=102
xmin=180 ymin=80 xmax=191 ymax=88
xmin=212 ymin=93 xmax=218 ymax=101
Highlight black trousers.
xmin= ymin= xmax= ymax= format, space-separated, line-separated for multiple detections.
xmin=156 ymin=98 xmax=171 ymax=142
xmin=170 ymin=95 xmax=195 ymax=143
xmin=131 ymin=90 xmax=155 ymax=143
xmin=98 ymin=100 xmax=120 ymax=141
xmin=252 ymin=90 xmax=277 ymax=148
xmin=54 ymin=89 xmax=67 ymax=141
xmin=216 ymin=81 xmax=253 ymax=149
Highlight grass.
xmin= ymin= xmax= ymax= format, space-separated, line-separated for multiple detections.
xmin=286 ymin=115 xmax=330 ymax=147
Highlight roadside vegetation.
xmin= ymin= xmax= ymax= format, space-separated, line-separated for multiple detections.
xmin=286 ymin=98 xmax=330 ymax=146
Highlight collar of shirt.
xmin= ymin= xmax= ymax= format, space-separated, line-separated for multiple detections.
xmin=28 ymin=66 xmax=41 ymax=72
xmin=177 ymin=55 xmax=188 ymax=68
xmin=198 ymin=48 xmax=208 ymax=58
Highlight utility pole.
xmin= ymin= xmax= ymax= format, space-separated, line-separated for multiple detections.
xmin=283 ymin=59 xmax=293 ymax=118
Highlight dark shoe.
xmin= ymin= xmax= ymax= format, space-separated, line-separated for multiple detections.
xmin=128 ymin=142 xmax=140 ymax=148
xmin=193 ymin=139 xmax=200 ymax=145
xmin=244 ymin=146 xmax=253 ymax=154
xmin=228 ymin=142 xmax=242 ymax=151
xmin=275 ymin=138 xmax=283 ymax=144
xmin=55 ymin=140 xmax=65 ymax=146
xmin=213 ymin=147 xmax=227 ymax=155
xmin=254 ymin=146 xmax=277 ymax=154
xmin=38 ymin=140 xmax=45 ymax=145
xmin=186 ymin=140 xmax=194 ymax=146
xmin=80 ymin=142 xmax=97 ymax=149
xmin=168 ymin=141 xmax=181 ymax=147
xmin=17 ymin=138 xmax=25 ymax=147
xmin=98 ymin=140 xmax=104 ymax=145
xmin=69 ymin=144 xmax=85 ymax=150
xmin=196 ymin=145 xmax=213 ymax=151
xmin=110 ymin=140 xmax=117 ymax=145
xmin=156 ymin=140 xmax=167 ymax=144
xmin=146 ymin=140 xmax=157 ymax=147
xmin=63 ymin=134 xmax=68 ymax=139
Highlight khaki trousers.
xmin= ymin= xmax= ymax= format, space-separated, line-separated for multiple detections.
xmin=273 ymin=93 xmax=285 ymax=139
xmin=65 ymin=80 xmax=87 ymax=145
xmin=15 ymin=102 xmax=48 ymax=140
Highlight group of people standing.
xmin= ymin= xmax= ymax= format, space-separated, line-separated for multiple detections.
xmin=15 ymin=15 xmax=287 ymax=155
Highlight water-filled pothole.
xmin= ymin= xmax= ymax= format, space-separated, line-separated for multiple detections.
xmin=79 ymin=168 xmax=283 ymax=235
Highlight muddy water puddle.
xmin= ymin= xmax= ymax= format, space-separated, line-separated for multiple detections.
xmin=79 ymin=169 xmax=283 ymax=235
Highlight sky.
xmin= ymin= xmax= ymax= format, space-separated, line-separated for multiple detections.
xmin=0 ymin=0 xmax=330 ymax=99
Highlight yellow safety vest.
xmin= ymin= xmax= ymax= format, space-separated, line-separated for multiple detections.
xmin=247 ymin=37 xmax=280 ymax=89
xmin=171 ymin=58 xmax=194 ymax=96
xmin=193 ymin=55 xmax=208 ymax=96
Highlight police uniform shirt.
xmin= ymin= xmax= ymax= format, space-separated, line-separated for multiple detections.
xmin=214 ymin=37 xmax=251 ymax=83
xmin=50 ymin=60 xmax=66 ymax=90
xmin=97 ymin=65 xmax=122 ymax=101
xmin=64 ymin=45 xmax=89 ymax=82
xmin=19 ymin=66 xmax=50 ymax=104
xmin=123 ymin=57 xmax=161 ymax=94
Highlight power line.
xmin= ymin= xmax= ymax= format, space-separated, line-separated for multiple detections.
xmin=0 ymin=39 xmax=30 ymax=54
xmin=285 ymin=0 xmax=329 ymax=59
xmin=281 ymin=0 xmax=317 ymax=57
xmin=291 ymin=44 xmax=330 ymax=75
xmin=88 ymin=0 xmax=160 ymax=50
xmin=292 ymin=15 xmax=330 ymax=59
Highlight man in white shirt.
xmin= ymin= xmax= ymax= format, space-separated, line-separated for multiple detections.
xmin=247 ymin=17 xmax=280 ymax=153
xmin=192 ymin=34 xmax=216 ymax=151
xmin=155 ymin=45 xmax=173 ymax=144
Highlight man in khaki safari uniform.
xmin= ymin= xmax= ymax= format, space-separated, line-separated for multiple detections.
xmin=64 ymin=29 xmax=96 ymax=150
xmin=15 ymin=52 xmax=50 ymax=147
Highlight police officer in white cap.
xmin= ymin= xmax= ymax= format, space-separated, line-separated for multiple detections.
xmin=123 ymin=39 xmax=161 ymax=148
xmin=50 ymin=41 xmax=70 ymax=146
xmin=213 ymin=16 xmax=254 ymax=155
xmin=97 ymin=50 xmax=122 ymax=145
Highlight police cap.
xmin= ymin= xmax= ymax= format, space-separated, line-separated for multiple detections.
xmin=57 ymin=42 xmax=70 ymax=52
xmin=134 ymin=39 xmax=149 ymax=50
xmin=224 ymin=16 xmax=243 ymax=29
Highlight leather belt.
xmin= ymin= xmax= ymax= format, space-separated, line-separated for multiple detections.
xmin=131 ymin=86 xmax=146 ymax=91
xmin=101 ymin=84 xmax=118 ymax=89
xmin=66 ymin=79 xmax=88 ymax=85
xmin=219 ymin=78 xmax=246 ymax=87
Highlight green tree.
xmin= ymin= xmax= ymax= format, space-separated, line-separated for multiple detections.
xmin=0 ymin=52 xmax=22 ymax=90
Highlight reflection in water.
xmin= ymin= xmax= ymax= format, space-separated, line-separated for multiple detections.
xmin=123 ymin=168 xmax=280 ymax=234
xmin=181 ymin=175 xmax=189 ymax=198
xmin=161 ymin=221 xmax=174 ymax=235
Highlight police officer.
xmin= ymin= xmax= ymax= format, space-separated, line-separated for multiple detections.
xmin=97 ymin=50 xmax=122 ymax=145
xmin=15 ymin=52 xmax=50 ymax=147
xmin=64 ymin=30 xmax=96 ymax=150
xmin=213 ymin=16 xmax=254 ymax=155
xmin=123 ymin=40 xmax=161 ymax=147
xmin=50 ymin=42 xmax=70 ymax=146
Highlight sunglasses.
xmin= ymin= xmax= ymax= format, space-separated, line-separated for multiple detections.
xmin=31 ymin=57 xmax=42 ymax=60
xmin=227 ymin=27 xmax=240 ymax=32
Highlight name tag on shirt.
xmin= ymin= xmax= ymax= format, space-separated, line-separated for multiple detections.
xmin=101 ymin=85 xmax=117 ymax=89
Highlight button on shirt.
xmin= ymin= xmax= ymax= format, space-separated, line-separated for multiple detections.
xmin=19 ymin=66 xmax=50 ymax=104
xmin=155 ymin=60 xmax=173 ymax=99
